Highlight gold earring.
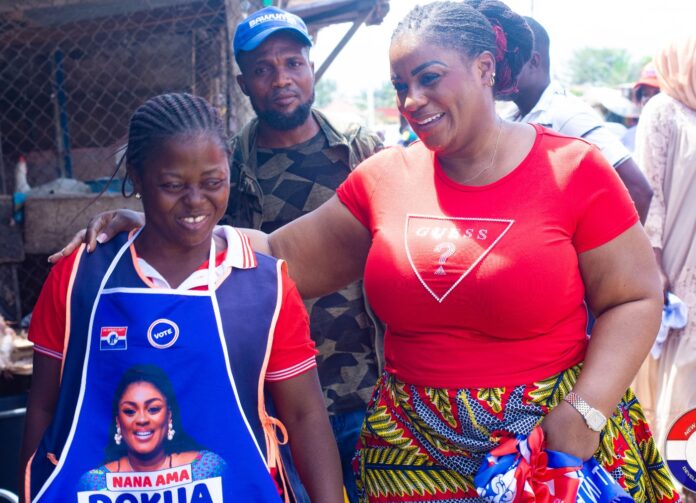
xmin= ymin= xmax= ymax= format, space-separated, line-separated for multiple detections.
xmin=490 ymin=73 xmax=496 ymax=87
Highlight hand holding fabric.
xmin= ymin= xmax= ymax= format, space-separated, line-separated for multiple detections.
xmin=475 ymin=427 xmax=632 ymax=502
xmin=540 ymin=400 xmax=601 ymax=461
xmin=475 ymin=427 xmax=582 ymax=502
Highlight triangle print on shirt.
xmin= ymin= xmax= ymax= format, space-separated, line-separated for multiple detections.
xmin=405 ymin=214 xmax=514 ymax=303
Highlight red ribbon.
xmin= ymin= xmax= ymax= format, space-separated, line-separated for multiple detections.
xmin=488 ymin=21 xmax=518 ymax=95
xmin=489 ymin=427 xmax=582 ymax=503
xmin=491 ymin=24 xmax=508 ymax=62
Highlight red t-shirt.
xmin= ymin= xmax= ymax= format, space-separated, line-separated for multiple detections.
xmin=336 ymin=125 xmax=638 ymax=388
xmin=29 ymin=229 xmax=317 ymax=381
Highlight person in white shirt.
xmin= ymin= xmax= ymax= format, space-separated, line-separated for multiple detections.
xmin=506 ymin=17 xmax=653 ymax=223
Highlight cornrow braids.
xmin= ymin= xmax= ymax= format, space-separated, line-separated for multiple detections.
xmin=392 ymin=0 xmax=532 ymax=99
xmin=123 ymin=93 xmax=229 ymax=192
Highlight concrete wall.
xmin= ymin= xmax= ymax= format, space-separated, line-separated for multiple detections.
xmin=23 ymin=193 xmax=142 ymax=254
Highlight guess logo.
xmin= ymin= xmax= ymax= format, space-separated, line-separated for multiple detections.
xmin=404 ymin=214 xmax=514 ymax=302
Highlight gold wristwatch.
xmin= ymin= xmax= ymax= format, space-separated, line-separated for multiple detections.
xmin=563 ymin=391 xmax=607 ymax=432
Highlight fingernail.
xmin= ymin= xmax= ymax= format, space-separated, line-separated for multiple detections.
xmin=96 ymin=233 xmax=107 ymax=244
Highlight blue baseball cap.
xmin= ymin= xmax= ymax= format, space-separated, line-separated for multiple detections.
xmin=233 ymin=7 xmax=312 ymax=58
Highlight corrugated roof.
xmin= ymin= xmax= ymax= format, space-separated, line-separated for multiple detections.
xmin=286 ymin=0 xmax=389 ymax=28
xmin=1 ymin=0 xmax=389 ymax=27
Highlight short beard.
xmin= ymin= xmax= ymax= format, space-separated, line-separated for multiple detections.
xmin=252 ymin=92 xmax=314 ymax=131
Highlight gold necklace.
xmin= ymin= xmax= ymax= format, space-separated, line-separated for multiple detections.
xmin=456 ymin=116 xmax=503 ymax=185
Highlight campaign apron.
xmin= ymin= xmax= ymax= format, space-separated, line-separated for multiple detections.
xmin=29 ymin=230 xmax=285 ymax=502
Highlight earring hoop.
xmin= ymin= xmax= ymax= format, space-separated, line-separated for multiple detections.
xmin=121 ymin=175 xmax=136 ymax=198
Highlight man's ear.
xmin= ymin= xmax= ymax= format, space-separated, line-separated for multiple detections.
xmin=236 ymin=74 xmax=249 ymax=96
xmin=303 ymin=45 xmax=314 ymax=75
xmin=528 ymin=51 xmax=542 ymax=70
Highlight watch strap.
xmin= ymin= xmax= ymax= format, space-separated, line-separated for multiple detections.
xmin=563 ymin=391 xmax=606 ymax=431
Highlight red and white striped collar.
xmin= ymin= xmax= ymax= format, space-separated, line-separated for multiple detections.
xmin=223 ymin=225 xmax=257 ymax=270
xmin=136 ymin=226 xmax=257 ymax=290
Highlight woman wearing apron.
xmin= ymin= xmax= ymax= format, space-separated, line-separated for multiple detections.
xmin=20 ymin=93 xmax=343 ymax=503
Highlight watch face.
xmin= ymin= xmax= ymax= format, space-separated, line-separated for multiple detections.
xmin=587 ymin=409 xmax=606 ymax=431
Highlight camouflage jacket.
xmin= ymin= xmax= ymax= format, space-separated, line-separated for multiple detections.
xmin=225 ymin=108 xmax=382 ymax=229
xmin=223 ymin=109 xmax=385 ymax=414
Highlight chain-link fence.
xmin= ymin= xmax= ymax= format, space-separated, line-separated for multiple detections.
xmin=0 ymin=0 xmax=254 ymax=321
xmin=0 ymin=0 xmax=388 ymax=322
xmin=0 ymin=0 xmax=234 ymax=192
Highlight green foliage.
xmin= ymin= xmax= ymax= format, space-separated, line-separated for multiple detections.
xmin=356 ymin=81 xmax=397 ymax=111
xmin=569 ymin=48 xmax=648 ymax=86
xmin=315 ymin=78 xmax=337 ymax=108
xmin=374 ymin=81 xmax=397 ymax=109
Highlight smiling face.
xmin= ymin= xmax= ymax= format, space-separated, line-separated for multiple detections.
xmin=131 ymin=133 xmax=230 ymax=255
xmin=236 ymin=32 xmax=315 ymax=131
xmin=389 ymin=34 xmax=495 ymax=157
xmin=116 ymin=381 xmax=171 ymax=458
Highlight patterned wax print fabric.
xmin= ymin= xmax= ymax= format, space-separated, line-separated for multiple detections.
xmin=257 ymin=131 xmax=379 ymax=415
xmin=353 ymin=366 xmax=680 ymax=503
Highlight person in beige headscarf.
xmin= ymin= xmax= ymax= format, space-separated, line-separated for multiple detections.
xmin=633 ymin=32 xmax=696 ymax=498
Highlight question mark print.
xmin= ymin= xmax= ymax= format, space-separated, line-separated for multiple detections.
xmin=434 ymin=241 xmax=456 ymax=276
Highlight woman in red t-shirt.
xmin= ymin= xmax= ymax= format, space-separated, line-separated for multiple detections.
xmin=53 ymin=2 xmax=678 ymax=502
xmin=267 ymin=3 xmax=677 ymax=501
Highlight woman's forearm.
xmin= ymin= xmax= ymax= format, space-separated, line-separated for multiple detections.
xmin=575 ymin=223 xmax=663 ymax=415
xmin=284 ymin=408 xmax=343 ymax=502
xmin=19 ymin=353 xmax=61 ymax=500
xmin=541 ymin=294 xmax=661 ymax=461
xmin=267 ymin=372 xmax=343 ymax=502
xmin=574 ymin=295 xmax=662 ymax=416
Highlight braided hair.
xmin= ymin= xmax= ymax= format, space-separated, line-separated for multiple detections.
xmin=123 ymin=93 xmax=229 ymax=195
xmin=392 ymin=0 xmax=532 ymax=99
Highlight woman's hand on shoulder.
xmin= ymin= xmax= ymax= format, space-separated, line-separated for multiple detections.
xmin=48 ymin=209 xmax=145 ymax=263
xmin=237 ymin=228 xmax=271 ymax=255
xmin=540 ymin=400 xmax=600 ymax=461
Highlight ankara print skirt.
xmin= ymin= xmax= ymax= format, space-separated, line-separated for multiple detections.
xmin=353 ymin=365 xmax=680 ymax=503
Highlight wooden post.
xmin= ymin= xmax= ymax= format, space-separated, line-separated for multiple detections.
xmin=222 ymin=0 xmax=265 ymax=136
